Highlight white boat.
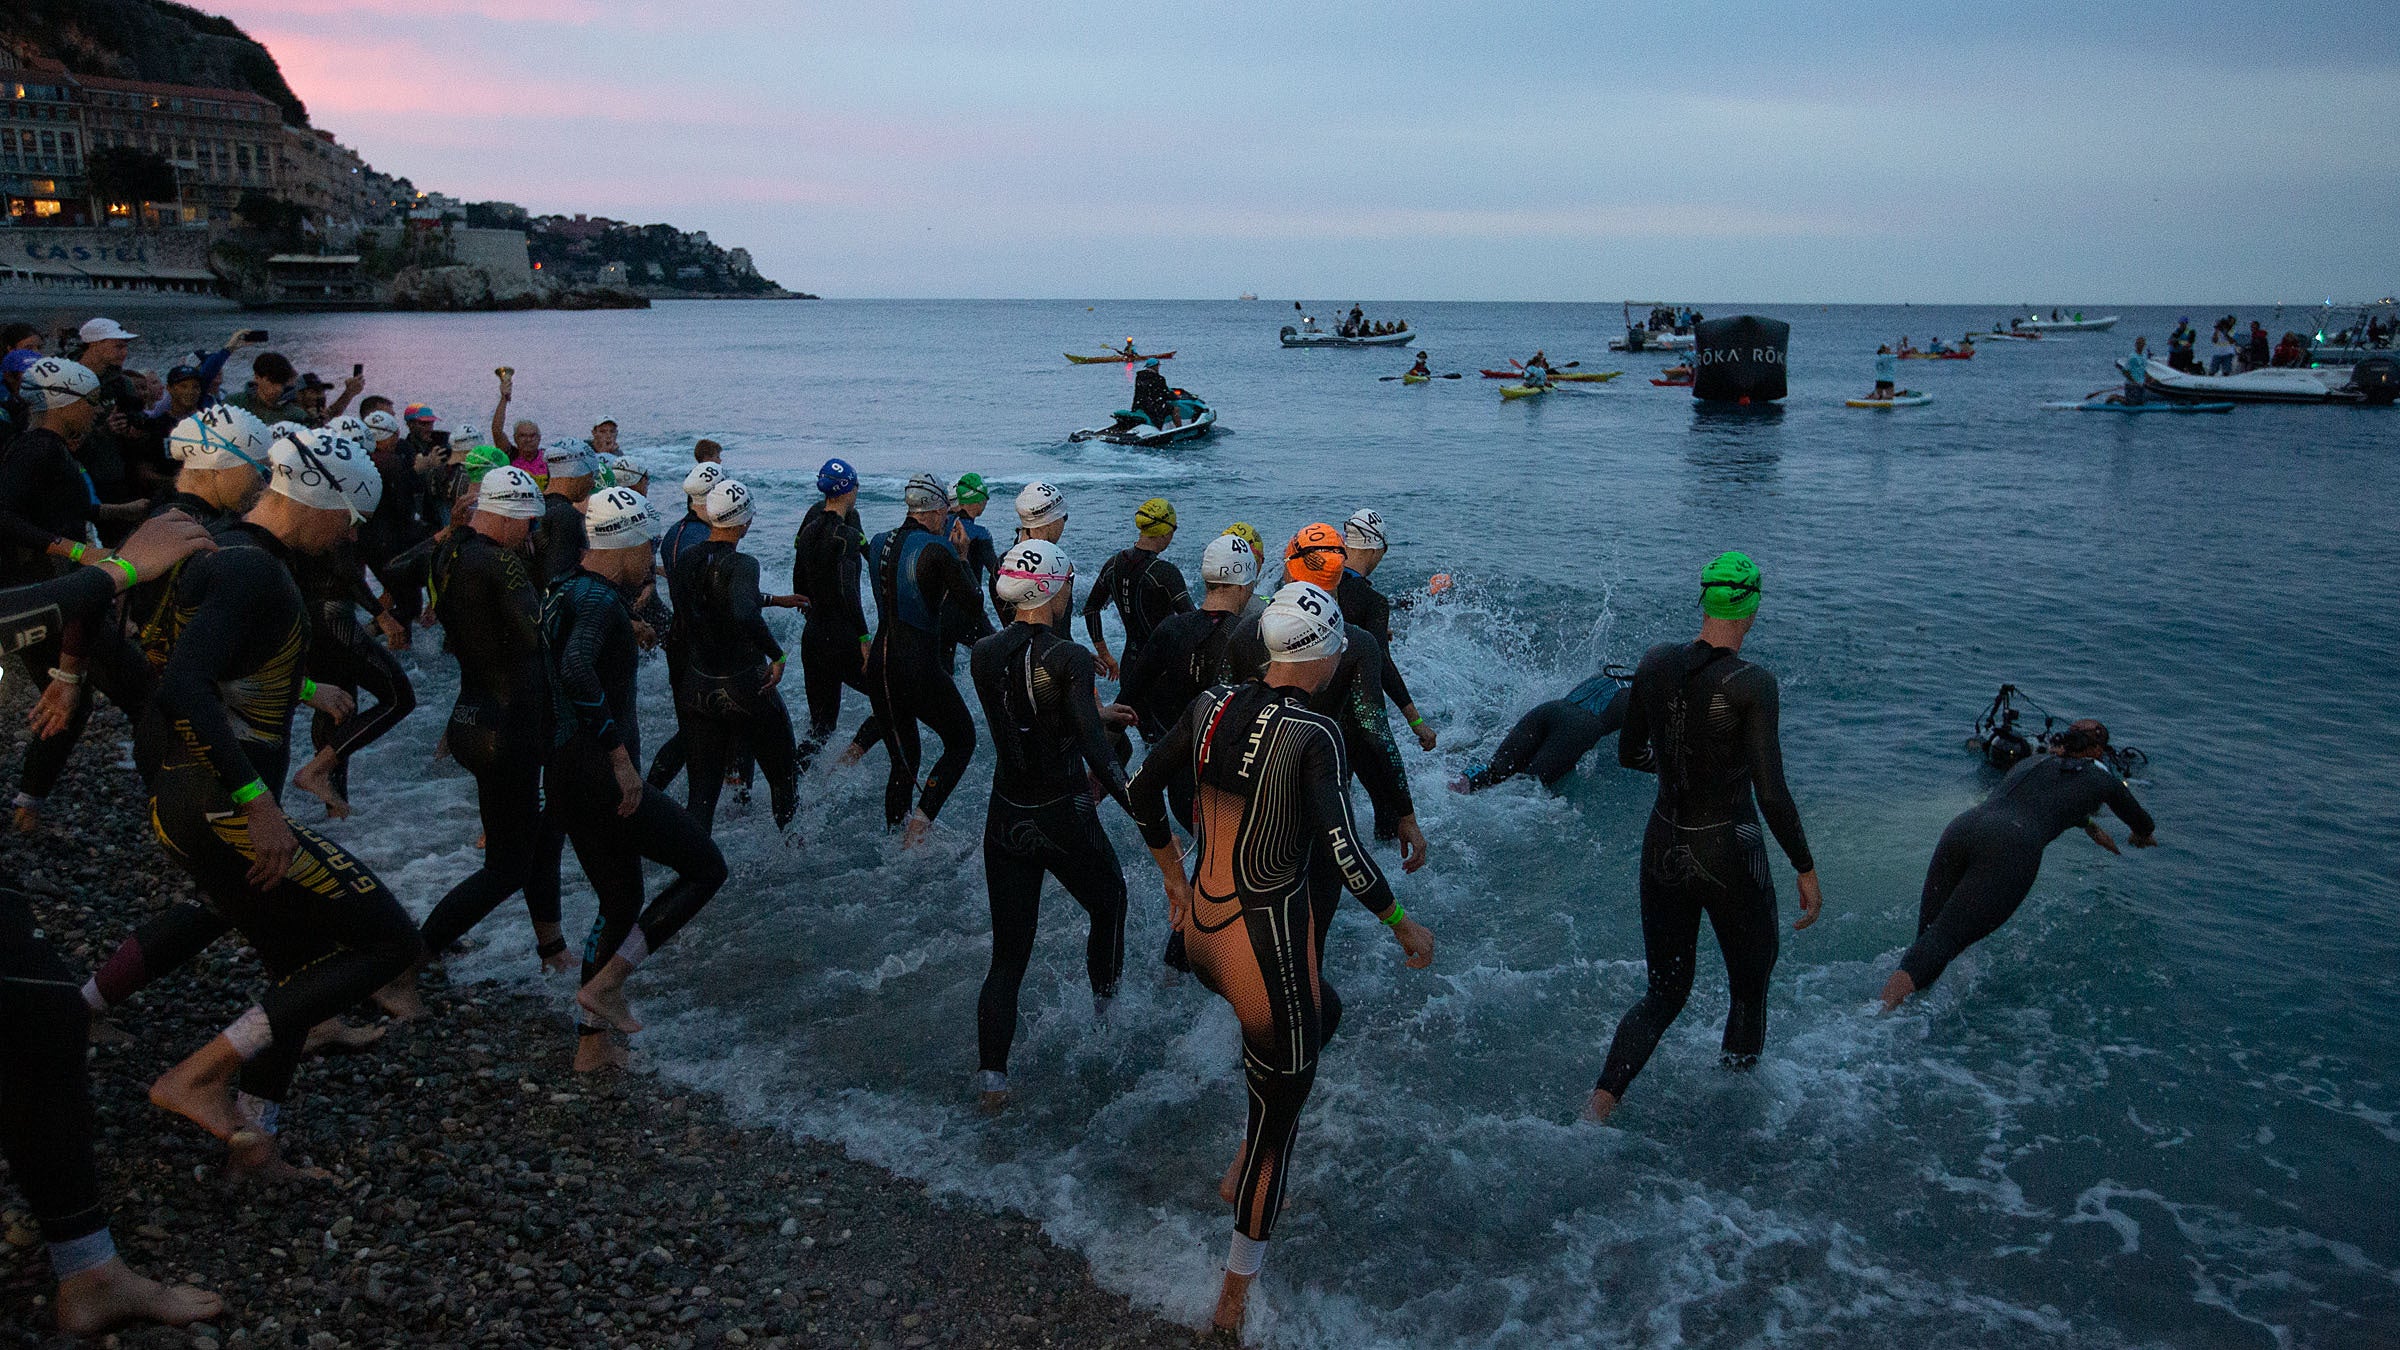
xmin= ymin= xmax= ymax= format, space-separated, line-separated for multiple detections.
xmin=2014 ymin=313 xmax=2119 ymax=332
xmin=2127 ymin=357 xmax=2359 ymax=404
xmin=1280 ymin=325 xmax=1413 ymax=348
xmin=1608 ymin=329 xmax=1695 ymax=352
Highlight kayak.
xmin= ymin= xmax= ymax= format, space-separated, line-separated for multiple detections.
xmin=1281 ymin=326 xmax=1413 ymax=348
xmin=1401 ymin=373 xmax=1429 ymax=385
xmin=1500 ymin=383 xmax=1551 ymax=400
xmin=1971 ymin=330 xmax=2041 ymax=341
xmin=1898 ymin=349 xmax=1974 ymax=360
xmin=2037 ymin=399 xmax=2235 ymax=413
xmin=1846 ymin=393 xmax=1933 ymax=408
xmin=1550 ymin=370 xmax=1623 ymax=383
xmin=1070 ymin=402 xmax=1219 ymax=444
xmin=1065 ymin=350 xmax=1174 ymax=365
xmin=1651 ymin=377 xmax=1693 ymax=387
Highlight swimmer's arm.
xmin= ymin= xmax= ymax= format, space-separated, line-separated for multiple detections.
xmin=553 ymin=593 xmax=622 ymax=751
xmin=836 ymin=526 xmax=869 ymax=635
xmin=0 ymin=567 xmax=115 ymax=653
xmin=1741 ymin=671 xmax=1816 ymax=873
xmin=728 ymin=553 xmax=782 ymax=662
xmin=1127 ymin=697 xmax=1196 ymax=849
xmin=1062 ymin=644 xmax=1134 ymax=814
xmin=1301 ymin=723 xmax=1399 ymax=916
xmin=2106 ymin=778 xmax=2156 ymax=842
xmin=154 ymin=554 xmax=277 ymax=795
xmin=1617 ymin=678 xmax=1656 ymax=773
xmin=1081 ymin=555 xmax=1114 ymax=650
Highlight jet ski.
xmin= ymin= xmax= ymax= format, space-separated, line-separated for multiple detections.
xmin=1070 ymin=395 xmax=1218 ymax=446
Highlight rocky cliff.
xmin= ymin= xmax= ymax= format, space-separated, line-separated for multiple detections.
xmin=0 ymin=0 xmax=307 ymax=124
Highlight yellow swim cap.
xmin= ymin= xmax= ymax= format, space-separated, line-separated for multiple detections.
xmin=1224 ymin=521 xmax=1264 ymax=555
xmin=1136 ymin=496 xmax=1177 ymax=537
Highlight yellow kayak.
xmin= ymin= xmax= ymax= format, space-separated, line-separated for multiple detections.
xmin=1401 ymin=373 xmax=1429 ymax=385
xmin=1500 ymin=383 xmax=1550 ymax=400
xmin=1550 ymin=370 xmax=1623 ymax=383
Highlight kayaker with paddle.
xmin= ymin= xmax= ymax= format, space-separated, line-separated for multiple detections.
xmin=1406 ymin=352 xmax=1431 ymax=379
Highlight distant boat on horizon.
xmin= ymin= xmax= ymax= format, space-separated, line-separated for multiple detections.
xmin=1238 ymin=292 xmax=1257 ymax=301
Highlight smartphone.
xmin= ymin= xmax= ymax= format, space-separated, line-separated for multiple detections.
xmin=351 ymin=363 xmax=363 ymax=378
xmin=240 ymin=329 xmax=269 ymax=343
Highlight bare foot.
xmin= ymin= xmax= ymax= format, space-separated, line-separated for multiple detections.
xmin=303 ymin=1019 xmax=386 ymax=1055
xmin=12 ymin=804 xmax=37 ymax=834
xmin=54 ymin=1257 xmax=222 ymax=1334
xmin=1218 ymin=1146 xmax=1249 ymax=1205
xmin=978 ymin=1087 xmax=1009 ymax=1114
xmin=291 ymin=752 xmax=352 ymax=820
xmin=148 ymin=1039 xmax=248 ymax=1143
xmin=1878 ymin=969 xmax=1916 ymax=1013
xmin=1578 ymin=1087 xmax=1620 ymax=1125
xmin=836 ymin=742 xmax=866 ymax=768
xmin=227 ymin=1130 xmax=330 ymax=1183
xmin=472 ymin=831 xmax=487 ymax=850
xmin=572 ymin=1033 xmax=629 ymax=1074
xmin=534 ymin=925 xmax=575 ymax=974
xmin=577 ymin=960 xmax=642 ymax=1034
xmin=370 ymin=974 xmax=425 ymax=1021
xmin=1212 ymin=1271 xmax=1253 ymax=1332
xmin=901 ymin=811 xmax=934 ymax=850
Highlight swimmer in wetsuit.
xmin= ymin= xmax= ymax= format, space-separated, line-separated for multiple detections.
xmin=665 ymin=478 xmax=802 ymax=836
xmin=411 ymin=467 xmax=569 ymax=970
xmin=642 ymin=461 xmax=725 ymax=791
xmin=1128 ymin=581 xmax=1435 ymax=1334
xmin=289 ymin=428 xmax=416 ymax=818
xmin=1082 ymin=496 xmax=1192 ymax=682
xmin=1879 ymin=719 xmax=2156 ymax=1011
xmin=968 ymin=540 xmax=1137 ymax=1109
xmin=545 ymin=488 xmax=730 ymax=1073
xmin=790 ymin=458 xmax=881 ymax=768
xmin=1584 ymin=551 xmax=1824 ymax=1126
xmin=528 ymin=439 xmax=596 ymax=590
xmin=866 ymin=472 xmax=994 ymax=843
xmin=135 ymin=427 xmax=424 ymax=1178
xmin=1330 ymin=508 xmax=1436 ymax=751
xmin=1455 ymin=671 xmax=1630 ymax=792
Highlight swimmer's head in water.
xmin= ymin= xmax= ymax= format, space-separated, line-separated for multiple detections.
xmin=2061 ymin=719 xmax=2110 ymax=756
xmin=1284 ymin=523 xmax=1347 ymax=588
xmin=1700 ymin=550 xmax=1762 ymax=620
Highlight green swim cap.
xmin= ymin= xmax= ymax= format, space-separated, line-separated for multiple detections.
xmin=462 ymin=443 xmax=509 ymax=483
xmin=953 ymin=472 xmax=989 ymax=506
xmin=1699 ymin=550 xmax=1762 ymax=620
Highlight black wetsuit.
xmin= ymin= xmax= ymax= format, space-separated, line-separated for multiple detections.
xmin=544 ymin=568 xmax=727 ymax=1004
xmin=1336 ymin=568 xmax=1417 ymax=713
xmin=1118 ymin=606 xmax=1242 ymax=748
xmin=866 ymin=518 xmax=992 ymax=827
xmin=1465 ymin=676 xmax=1629 ymax=791
xmin=1223 ymin=612 xmax=1415 ymax=839
xmin=1082 ymin=545 xmax=1192 ymax=673
xmin=1898 ymin=755 xmax=2155 ymax=991
xmin=667 ymin=539 xmax=798 ymax=834
xmin=1596 ymin=640 xmax=1813 ymax=1100
xmin=1131 ymin=368 xmax=1175 ymax=424
xmin=361 ymin=443 xmax=431 ymax=624
xmin=790 ymin=500 xmax=880 ymax=762
xmin=529 ymin=493 xmax=586 ymax=591
xmin=132 ymin=524 xmax=421 ymax=1107
xmin=969 ymin=621 xmax=1132 ymax=1076
xmin=641 ymin=509 xmax=713 ymax=790
xmin=296 ymin=541 xmax=415 ymax=802
xmin=416 ymin=530 xmax=564 ymax=957
xmin=0 ymin=426 xmax=151 ymax=808
xmin=1129 ymin=680 xmax=1398 ymax=1246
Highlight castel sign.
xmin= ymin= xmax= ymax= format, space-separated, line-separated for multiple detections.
xmin=22 ymin=238 xmax=154 ymax=266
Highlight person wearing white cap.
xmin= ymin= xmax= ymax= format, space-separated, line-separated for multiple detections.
xmin=640 ymin=460 xmax=730 ymax=794
xmin=4 ymin=357 xmax=157 ymax=832
xmin=156 ymin=404 xmax=272 ymax=529
xmin=1115 ymin=529 xmax=1258 ymax=838
xmin=407 ymin=465 xmax=574 ymax=978
xmin=1125 ymin=579 xmax=1435 ymax=1333
xmin=865 ymin=471 xmax=993 ymax=845
xmin=1336 ymin=507 xmax=1435 ymax=754
xmin=605 ymin=454 xmax=648 ymax=497
xmin=590 ymin=415 xmax=619 ymax=459
xmin=545 ymin=486 xmax=728 ymax=1074
xmin=1013 ymin=480 xmax=1068 ymax=543
xmin=139 ymin=424 xmax=423 ymax=1180
xmin=966 ymin=538 xmax=1136 ymax=1110
xmin=348 ymin=410 xmax=431 ymax=629
xmin=528 ymin=438 xmax=598 ymax=589
xmin=659 ymin=478 xmax=802 ymax=837
xmin=286 ymin=426 xmax=420 ymax=822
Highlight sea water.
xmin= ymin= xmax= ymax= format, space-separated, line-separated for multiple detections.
xmin=77 ymin=299 xmax=2399 ymax=1346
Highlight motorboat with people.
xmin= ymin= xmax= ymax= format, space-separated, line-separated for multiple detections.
xmin=1971 ymin=327 xmax=2042 ymax=341
xmin=1609 ymin=302 xmax=1701 ymax=353
xmin=2127 ymin=354 xmax=2398 ymax=405
xmin=2302 ymin=302 xmax=2398 ymax=365
xmin=2012 ymin=310 xmax=2120 ymax=332
xmin=1282 ymin=302 xmax=1413 ymax=347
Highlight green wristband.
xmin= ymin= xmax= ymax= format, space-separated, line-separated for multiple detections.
xmin=230 ymin=779 xmax=268 ymax=805
xmin=1407 ymin=715 xmax=1425 ymax=728
xmin=104 ymin=556 xmax=138 ymax=587
xmin=1382 ymin=902 xmax=1408 ymax=928
xmin=300 ymin=677 xmax=318 ymax=701
xmin=65 ymin=542 xmax=86 ymax=563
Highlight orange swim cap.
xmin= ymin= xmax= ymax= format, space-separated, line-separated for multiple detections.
xmin=1284 ymin=523 xmax=1347 ymax=588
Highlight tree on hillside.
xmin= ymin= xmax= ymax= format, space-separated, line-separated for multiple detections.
xmin=0 ymin=0 xmax=310 ymax=125
xmin=85 ymin=146 xmax=178 ymax=214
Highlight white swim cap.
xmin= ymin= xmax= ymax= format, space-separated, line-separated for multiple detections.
xmin=904 ymin=471 xmax=949 ymax=512
xmin=607 ymin=454 xmax=647 ymax=486
xmin=1344 ymin=508 xmax=1387 ymax=551
xmin=682 ymin=462 xmax=726 ymax=501
xmin=1261 ymin=582 xmax=1346 ymax=663
xmin=543 ymin=438 xmax=597 ymax=480
xmin=19 ymin=358 xmax=98 ymax=412
xmin=362 ymin=410 xmax=405 ymax=441
xmin=326 ymin=414 xmax=371 ymax=448
xmin=329 ymin=430 xmax=383 ymax=515
xmin=476 ymin=465 xmax=544 ymax=520
xmin=703 ymin=479 xmax=755 ymax=529
xmin=168 ymin=404 xmax=271 ymax=470
xmin=1199 ymin=533 xmax=1259 ymax=588
xmin=996 ymin=539 xmax=1073 ymax=606
xmin=586 ymin=486 xmax=660 ymax=549
xmin=268 ymin=425 xmax=372 ymax=516
xmin=1015 ymin=480 xmax=1067 ymax=529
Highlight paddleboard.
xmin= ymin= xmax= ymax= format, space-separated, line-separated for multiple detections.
xmin=1846 ymin=393 xmax=1933 ymax=408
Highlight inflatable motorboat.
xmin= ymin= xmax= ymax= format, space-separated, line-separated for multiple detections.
xmin=2134 ymin=355 xmax=2398 ymax=405
xmin=2013 ymin=314 xmax=2120 ymax=332
xmin=1609 ymin=328 xmax=1696 ymax=353
xmin=1281 ymin=325 xmax=1414 ymax=348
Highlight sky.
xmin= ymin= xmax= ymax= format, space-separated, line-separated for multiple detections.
xmin=208 ymin=0 xmax=2399 ymax=301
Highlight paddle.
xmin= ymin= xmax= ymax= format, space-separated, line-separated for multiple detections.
xmin=1380 ymin=373 xmax=1467 ymax=381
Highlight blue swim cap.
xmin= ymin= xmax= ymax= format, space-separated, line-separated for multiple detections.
xmin=1143 ymin=358 xmax=1159 ymax=369
xmin=817 ymin=457 xmax=858 ymax=495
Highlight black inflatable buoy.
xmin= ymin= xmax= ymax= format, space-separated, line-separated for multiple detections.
xmin=1692 ymin=315 xmax=1790 ymax=403
xmin=2350 ymin=356 xmax=2399 ymax=406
